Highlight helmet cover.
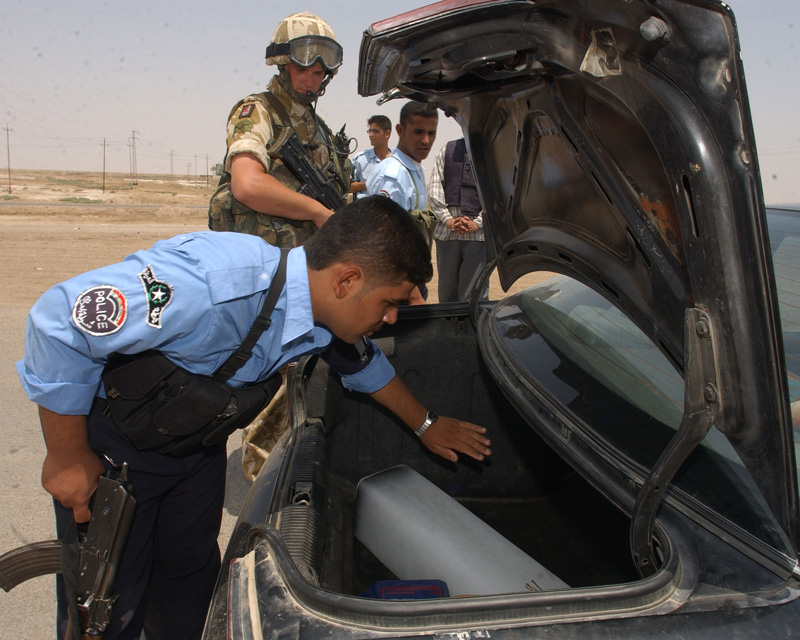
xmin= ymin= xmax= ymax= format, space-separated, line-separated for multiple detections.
xmin=266 ymin=12 xmax=341 ymax=75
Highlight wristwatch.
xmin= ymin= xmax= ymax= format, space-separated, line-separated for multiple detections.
xmin=414 ymin=410 xmax=439 ymax=437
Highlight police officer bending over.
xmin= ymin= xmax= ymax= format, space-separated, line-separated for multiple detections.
xmin=17 ymin=196 xmax=492 ymax=640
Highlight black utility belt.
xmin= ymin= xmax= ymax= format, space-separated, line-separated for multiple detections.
xmin=98 ymin=350 xmax=281 ymax=457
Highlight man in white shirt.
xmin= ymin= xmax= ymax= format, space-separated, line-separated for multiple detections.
xmin=427 ymin=138 xmax=488 ymax=302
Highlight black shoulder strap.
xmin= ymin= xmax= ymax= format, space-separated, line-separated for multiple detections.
xmin=213 ymin=248 xmax=289 ymax=383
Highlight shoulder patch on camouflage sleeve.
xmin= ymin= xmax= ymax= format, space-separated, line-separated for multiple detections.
xmin=239 ymin=103 xmax=255 ymax=119
xmin=233 ymin=120 xmax=254 ymax=135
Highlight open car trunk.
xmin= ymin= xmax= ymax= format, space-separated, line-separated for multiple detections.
xmin=207 ymin=306 xmax=796 ymax=639
xmin=282 ymin=306 xmax=639 ymax=596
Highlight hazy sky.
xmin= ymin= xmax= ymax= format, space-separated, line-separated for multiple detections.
xmin=1 ymin=0 xmax=797 ymax=203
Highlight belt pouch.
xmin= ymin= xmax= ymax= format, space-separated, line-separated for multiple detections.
xmin=102 ymin=351 xmax=283 ymax=456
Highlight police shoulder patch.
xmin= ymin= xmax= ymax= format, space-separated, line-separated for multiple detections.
xmin=239 ymin=103 xmax=255 ymax=119
xmin=72 ymin=286 xmax=127 ymax=336
xmin=138 ymin=266 xmax=173 ymax=329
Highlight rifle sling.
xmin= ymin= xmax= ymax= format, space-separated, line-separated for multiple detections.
xmin=260 ymin=91 xmax=295 ymax=158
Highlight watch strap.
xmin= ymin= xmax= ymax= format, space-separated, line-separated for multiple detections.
xmin=414 ymin=411 xmax=438 ymax=437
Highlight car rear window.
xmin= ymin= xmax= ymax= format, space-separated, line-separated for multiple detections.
xmin=767 ymin=208 xmax=800 ymax=490
xmin=492 ymin=274 xmax=792 ymax=554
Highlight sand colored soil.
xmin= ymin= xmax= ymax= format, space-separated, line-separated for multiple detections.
xmin=2 ymin=171 xmax=213 ymax=310
xmin=1 ymin=169 xmax=550 ymax=309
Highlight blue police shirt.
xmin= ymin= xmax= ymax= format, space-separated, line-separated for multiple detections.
xmin=366 ymin=148 xmax=427 ymax=211
xmin=17 ymin=232 xmax=395 ymax=416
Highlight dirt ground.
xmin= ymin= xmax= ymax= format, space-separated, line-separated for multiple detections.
xmin=1 ymin=170 xmax=216 ymax=309
xmin=0 ymin=169 xmax=549 ymax=308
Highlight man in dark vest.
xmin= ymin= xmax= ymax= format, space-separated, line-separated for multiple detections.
xmin=427 ymin=138 xmax=488 ymax=302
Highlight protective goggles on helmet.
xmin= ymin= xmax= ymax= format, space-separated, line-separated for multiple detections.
xmin=266 ymin=36 xmax=343 ymax=72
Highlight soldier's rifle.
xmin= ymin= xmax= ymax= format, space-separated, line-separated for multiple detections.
xmin=269 ymin=128 xmax=347 ymax=212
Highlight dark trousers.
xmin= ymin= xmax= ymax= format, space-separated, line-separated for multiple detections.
xmin=55 ymin=409 xmax=226 ymax=640
xmin=435 ymin=239 xmax=488 ymax=303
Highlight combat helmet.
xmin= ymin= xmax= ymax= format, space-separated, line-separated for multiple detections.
xmin=266 ymin=12 xmax=342 ymax=103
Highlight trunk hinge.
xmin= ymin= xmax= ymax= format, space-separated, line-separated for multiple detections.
xmin=469 ymin=257 xmax=497 ymax=326
xmin=630 ymin=308 xmax=721 ymax=576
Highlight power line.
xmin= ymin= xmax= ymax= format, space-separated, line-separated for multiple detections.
xmin=0 ymin=86 xmax=220 ymax=173
xmin=0 ymin=83 xmax=112 ymax=140
xmin=759 ymin=146 xmax=800 ymax=157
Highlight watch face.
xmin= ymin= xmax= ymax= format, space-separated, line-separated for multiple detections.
xmin=427 ymin=411 xmax=439 ymax=423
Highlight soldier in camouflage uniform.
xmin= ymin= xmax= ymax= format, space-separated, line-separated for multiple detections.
xmin=208 ymin=13 xmax=351 ymax=478
xmin=208 ymin=12 xmax=350 ymax=248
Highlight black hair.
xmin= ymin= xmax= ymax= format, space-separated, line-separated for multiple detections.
xmin=304 ymin=195 xmax=432 ymax=288
xmin=399 ymin=101 xmax=439 ymax=127
xmin=368 ymin=115 xmax=392 ymax=131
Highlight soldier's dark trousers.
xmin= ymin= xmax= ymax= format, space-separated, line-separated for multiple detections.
xmin=55 ymin=409 xmax=227 ymax=640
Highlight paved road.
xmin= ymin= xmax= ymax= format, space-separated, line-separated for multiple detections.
xmin=0 ymin=306 xmax=252 ymax=639
xmin=0 ymin=220 xmax=251 ymax=639
xmin=0 ymin=201 xmax=206 ymax=208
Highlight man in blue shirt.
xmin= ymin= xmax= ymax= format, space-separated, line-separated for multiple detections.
xmin=367 ymin=101 xmax=439 ymax=303
xmin=349 ymin=115 xmax=392 ymax=201
xmin=366 ymin=101 xmax=438 ymax=212
xmin=16 ymin=196 xmax=491 ymax=640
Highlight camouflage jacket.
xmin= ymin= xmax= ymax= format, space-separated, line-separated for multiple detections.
xmin=208 ymin=76 xmax=351 ymax=247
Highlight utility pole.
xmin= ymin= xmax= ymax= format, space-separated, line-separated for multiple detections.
xmin=187 ymin=162 xmax=191 ymax=180
xmin=194 ymin=153 xmax=198 ymax=186
xmin=205 ymin=154 xmax=210 ymax=189
xmin=4 ymin=124 xmax=11 ymax=194
xmin=129 ymin=130 xmax=139 ymax=186
xmin=101 ymin=138 xmax=109 ymax=193
xmin=170 ymin=149 xmax=174 ymax=177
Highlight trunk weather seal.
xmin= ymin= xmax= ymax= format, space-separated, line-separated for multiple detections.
xmin=630 ymin=308 xmax=720 ymax=576
xmin=248 ymin=524 xmax=684 ymax=631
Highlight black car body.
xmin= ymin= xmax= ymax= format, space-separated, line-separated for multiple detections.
xmin=203 ymin=0 xmax=800 ymax=637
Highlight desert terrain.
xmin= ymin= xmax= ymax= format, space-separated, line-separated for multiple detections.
xmin=0 ymin=169 xmax=543 ymax=307
xmin=1 ymin=170 xmax=216 ymax=309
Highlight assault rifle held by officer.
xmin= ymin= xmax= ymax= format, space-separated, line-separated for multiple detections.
xmin=0 ymin=464 xmax=135 ymax=639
